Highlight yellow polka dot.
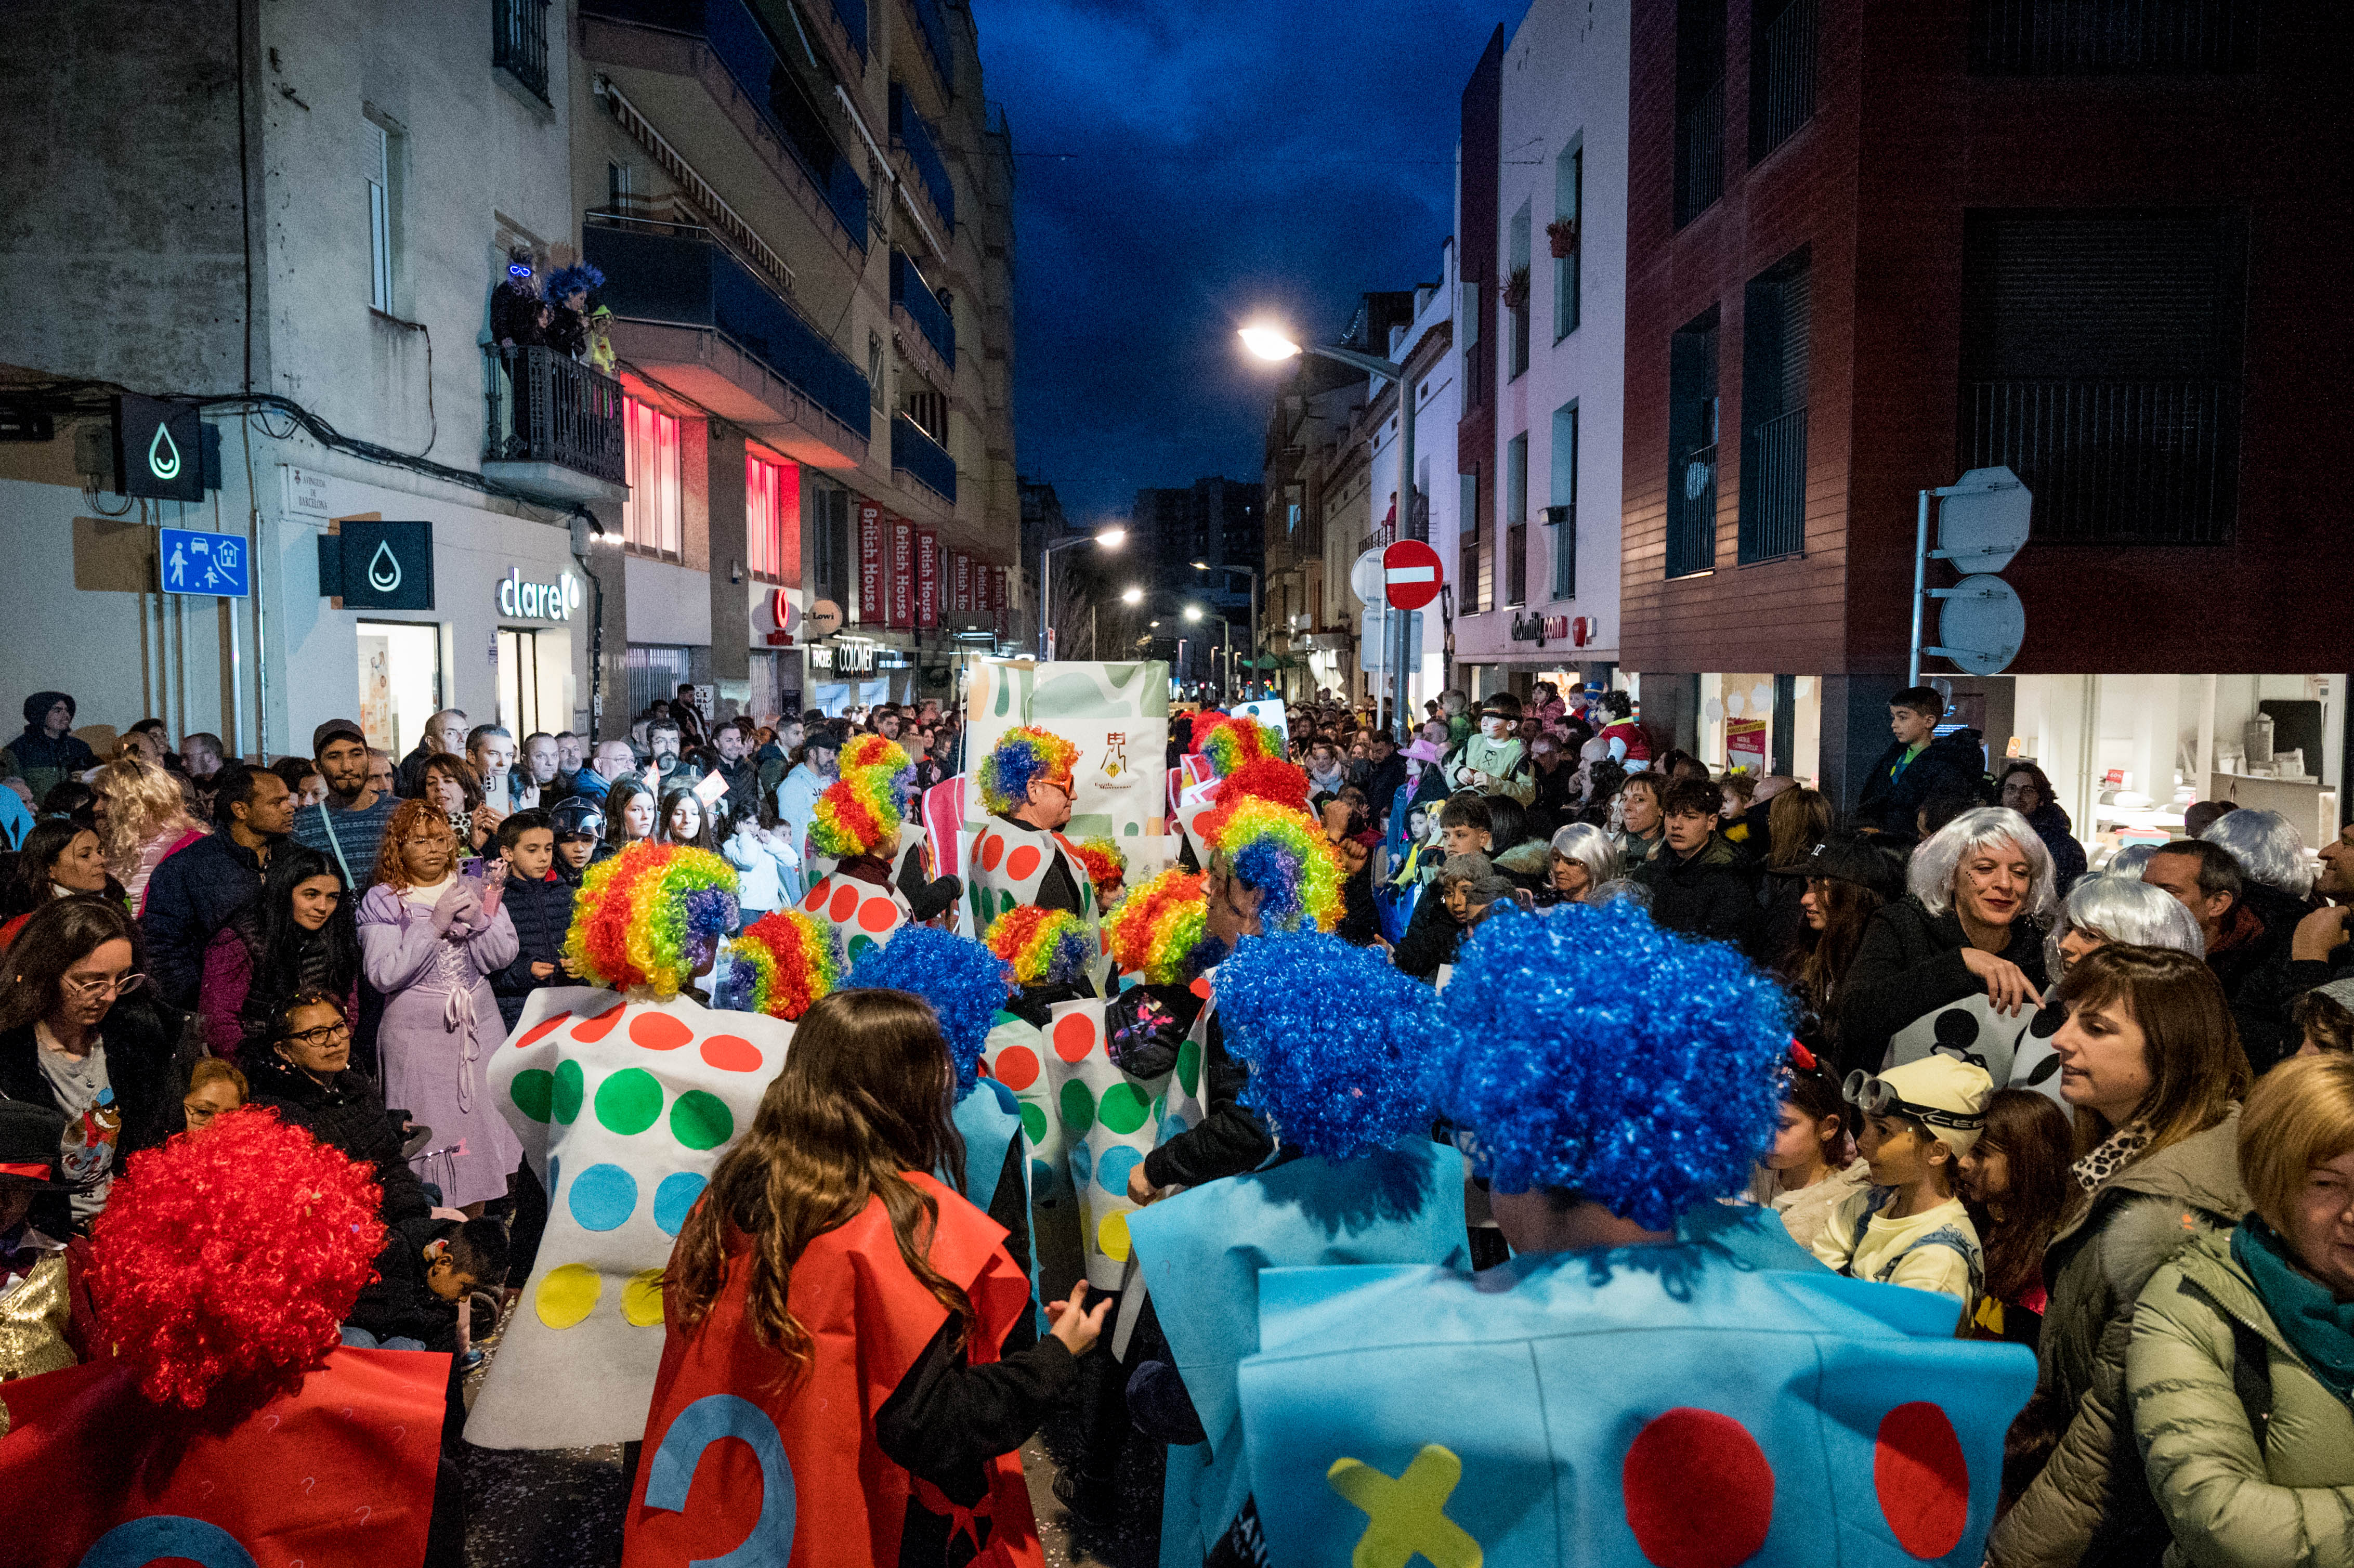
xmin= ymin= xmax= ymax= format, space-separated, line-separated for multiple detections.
xmin=621 ymin=1269 xmax=666 ymax=1327
xmin=1095 ymin=1210 xmax=1132 ymax=1263
xmin=535 ymin=1262 xmax=601 ymax=1329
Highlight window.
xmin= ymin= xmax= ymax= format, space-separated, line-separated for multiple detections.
xmin=1284 ymin=482 xmax=1303 ymax=535
xmin=367 ymin=119 xmax=394 ymax=312
xmin=1666 ymin=308 xmax=1721 ymax=578
xmin=606 ymin=160 xmax=634 ymax=214
xmin=1460 ymin=277 xmax=1483 ymax=400
xmin=1553 ymin=140 xmax=1583 ymax=342
xmin=1549 ymin=402 xmax=1578 ymax=599
xmin=746 ymin=454 xmax=800 ymax=582
xmin=1739 ymin=251 xmax=1810 ymax=561
xmin=492 ymin=0 xmax=552 ymax=102
xmin=809 ymin=482 xmax=851 ymax=604
xmin=1675 ymin=0 xmax=1728 ymax=227
xmin=1505 ymin=434 xmax=1528 ymax=606
xmin=621 ymin=398 xmax=682 ymax=557
xmin=1960 ymin=208 xmax=2245 ymax=543
xmin=1458 ymin=469 xmax=1486 ymax=613
xmin=1969 ymin=0 xmax=2259 ymax=74
xmin=1507 ymin=203 xmax=1532 ymax=380
xmin=1749 ymin=0 xmax=1818 ymax=162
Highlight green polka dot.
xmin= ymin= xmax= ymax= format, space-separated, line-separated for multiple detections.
xmin=511 ymin=1068 xmax=554 ymax=1123
xmin=1123 ymin=821 xmax=1139 ymax=837
xmin=1175 ymin=1039 xmax=1201 ymax=1098
xmin=553 ymin=1059 xmax=585 ymax=1123
xmin=1100 ymin=1082 xmax=1152 ymax=1135
xmin=670 ymin=1090 xmax=734 ymax=1150
xmin=992 ymin=1008 xmax=1022 ymax=1027
xmin=1000 ymin=888 xmax=1019 ymax=919
xmin=1059 ymin=1078 xmax=1097 ymax=1138
xmin=1019 ymin=1101 xmax=1048 ymax=1143
xmin=594 ymin=1067 xmax=663 ymax=1136
xmin=848 ymin=933 xmax=877 ymax=962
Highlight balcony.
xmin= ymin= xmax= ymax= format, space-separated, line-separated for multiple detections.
xmin=1969 ymin=0 xmax=2259 ymax=73
xmin=1749 ymin=0 xmax=1816 ymax=162
xmin=1666 ymin=441 xmax=1718 ymax=578
xmin=493 ymin=0 xmax=552 ymax=101
xmin=1961 ymin=378 xmax=2239 ymax=544
xmin=890 ymin=249 xmax=956 ymax=372
xmin=585 ymin=216 xmax=872 ymax=466
xmin=906 ymin=0 xmax=952 ymax=91
xmin=889 ymin=83 xmax=956 ymax=230
xmin=1738 ymin=408 xmax=1807 ymax=561
xmin=1674 ymin=77 xmax=1724 ymax=228
xmin=481 ymin=346 xmax=628 ymax=502
xmin=892 ymin=412 xmax=956 ymax=503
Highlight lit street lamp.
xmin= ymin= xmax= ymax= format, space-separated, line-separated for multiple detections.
xmin=1039 ymin=525 xmax=1126 ymax=661
xmin=1190 ymin=558 xmax=1260 ymax=701
xmin=1121 ymin=585 xmax=1143 ymax=605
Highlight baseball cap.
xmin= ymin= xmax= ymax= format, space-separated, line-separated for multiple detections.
xmin=1769 ymin=835 xmax=1904 ymax=899
xmin=312 ymin=718 xmax=367 ymax=755
xmin=1843 ymin=1055 xmax=1994 ymax=1158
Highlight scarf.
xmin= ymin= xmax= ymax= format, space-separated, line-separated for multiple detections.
xmin=2072 ymin=1120 xmax=2153 ymax=1193
xmin=2233 ymin=1219 xmax=2354 ymax=1405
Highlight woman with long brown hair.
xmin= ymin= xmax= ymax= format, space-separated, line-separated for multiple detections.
xmin=1769 ymin=835 xmax=1903 ymax=1071
xmin=635 ymin=988 xmax=1104 ymax=1567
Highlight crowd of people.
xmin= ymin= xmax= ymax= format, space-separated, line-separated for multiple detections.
xmin=1 ymin=672 xmax=2351 ymax=1568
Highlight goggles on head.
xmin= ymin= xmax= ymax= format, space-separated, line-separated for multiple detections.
xmin=1843 ymin=1069 xmax=1985 ymax=1132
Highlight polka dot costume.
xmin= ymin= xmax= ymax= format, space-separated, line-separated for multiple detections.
xmin=965 ymin=817 xmax=1099 ymax=940
xmin=799 ymin=871 xmax=910 ymax=969
xmin=469 ymin=984 xmax=795 ymax=1451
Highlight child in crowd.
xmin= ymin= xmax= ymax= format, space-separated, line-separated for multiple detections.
xmin=2293 ymin=985 xmax=2354 ymax=1055
xmin=1958 ymin=1088 xmax=2075 ymax=1348
xmin=548 ymin=796 xmax=603 ymax=886
xmin=345 ymin=1215 xmax=509 ymax=1353
xmin=1748 ymin=1044 xmax=1871 ymax=1250
xmin=1813 ymin=1055 xmax=1995 ymax=1303
xmin=488 ymin=808 xmax=571 ymax=1031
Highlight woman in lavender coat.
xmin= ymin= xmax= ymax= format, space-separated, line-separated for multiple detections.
xmin=357 ymin=798 xmax=524 ymax=1211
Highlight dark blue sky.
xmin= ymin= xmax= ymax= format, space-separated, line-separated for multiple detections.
xmin=973 ymin=0 xmax=1527 ymax=524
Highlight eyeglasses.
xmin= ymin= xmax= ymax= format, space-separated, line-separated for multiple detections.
xmin=64 ymin=971 xmax=145 ymax=1002
xmin=282 ymin=1021 xmax=354 ymax=1051
xmin=1842 ymin=1069 xmax=1984 ymax=1132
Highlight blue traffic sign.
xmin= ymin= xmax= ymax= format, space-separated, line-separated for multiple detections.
xmin=159 ymin=528 xmax=251 ymax=598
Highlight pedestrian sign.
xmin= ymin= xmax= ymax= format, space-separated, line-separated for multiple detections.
xmin=159 ymin=528 xmax=251 ymax=598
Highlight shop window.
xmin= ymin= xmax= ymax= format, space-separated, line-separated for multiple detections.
xmin=357 ymin=620 xmax=443 ymax=757
xmin=747 ymin=453 xmax=800 ymax=583
xmin=497 ymin=628 xmax=570 ymax=738
xmin=621 ymin=399 xmax=682 ymax=558
xmin=1666 ymin=306 xmax=1721 ymax=579
xmin=1739 ymin=250 xmax=1810 ymax=563
xmin=1549 ymin=401 xmax=1578 ymax=600
xmin=1505 ymin=434 xmax=1528 ymax=607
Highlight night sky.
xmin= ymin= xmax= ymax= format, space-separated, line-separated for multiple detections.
xmin=972 ymin=0 xmax=1529 ymax=525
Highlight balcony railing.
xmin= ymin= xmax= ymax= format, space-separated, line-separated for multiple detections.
xmin=482 ymin=345 xmax=627 ymax=483
xmin=1969 ymin=0 xmax=2259 ymax=73
xmin=831 ymin=0 xmax=867 ymax=59
xmin=1674 ymin=77 xmax=1724 ymax=227
xmin=889 ymin=83 xmax=956 ymax=229
xmin=1506 ymin=520 xmax=1528 ymax=606
xmin=907 ymin=0 xmax=952 ymax=89
xmin=890 ymin=249 xmax=956 ymax=370
xmin=1962 ymin=379 xmax=2240 ymax=544
xmin=583 ymin=0 xmax=869 ymax=246
xmin=585 ymin=217 xmax=872 ymax=434
xmin=1667 ymin=441 xmax=1718 ymax=578
xmin=493 ymin=0 xmax=552 ymax=100
xmin=1750 ymin=0 xmax=1817 ymax=161
xmin=892 ymin=412 xmax=956 ymax=502
xmin=1738 ymin=408 xmax=1808 ymax=561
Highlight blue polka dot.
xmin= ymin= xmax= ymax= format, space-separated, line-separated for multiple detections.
xmin=653 ymin=1170 xmax=707 ymax=1236
xmin=1096 ymin=1145 xmax=1142 ymax=1196
xmin=1069 ymin=1142 xmax=1094 ymax=1186
xmin=1159 ymin=1114 xmax=1189 ymax=1142
xmin=567 ymin=1162 xmax=637 ymax=1232
xmin=1030 ymin=1157 xmax=1055 ymax=1186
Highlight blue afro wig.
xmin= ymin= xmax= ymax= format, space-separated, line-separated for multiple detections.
xmin=845 ymin=924 xmax=1010 ymax=1097
xmin=1215 ymin=930 xmax=1439 ymax=1160
xmin=544 ymin=263 xmax=606 ymax=300
xmin=1429 ymin=901 xmax=1790 ymax=1229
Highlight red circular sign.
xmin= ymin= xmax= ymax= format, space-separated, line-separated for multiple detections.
xmin=1382 ymin=539 xmax=1444 ymax=610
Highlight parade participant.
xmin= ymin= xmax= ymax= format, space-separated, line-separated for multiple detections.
xmin=1071 ymin=834 xmax=1129 ymax=908
xmin=0 ymin=1110 xmax=457 ymax=1566
xmin=1231 ymin=900 xmax=2037 ymax=1568
xmin=625 ymin=988 xmax=1098 ymax=1568
xmin=799 ymin=734 xmax=916 ymax=963
xmin=1101 ymin=867 xmax=1212 ymax=987
xmin=472 ymin=841 xmax=783 ymax=1468
xmin=972 ymin=724 xmax=1095 ymax=928
xmin=716 ymin=907 xmax=841 ymax=1023
xmin=983 ymin=905 xmax=1097 ymax=997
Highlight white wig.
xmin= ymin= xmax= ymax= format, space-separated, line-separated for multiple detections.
xmin=1548 ymin=822 xmax=1624 ymax=898
xmin=2201 ymin=807 xmax=2315 ymax=898
xmin=1908 ymin=806 xmax=2059 ymax=927
xmin=2051 ymin=872 xmax=2206 ymax=975
xmin=2103 ymin=842 xmax=2160 ymax=878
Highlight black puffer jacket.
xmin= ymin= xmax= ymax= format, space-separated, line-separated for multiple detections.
xmin=490 ymin=871 xmax=575 ymax=1031
xmin=1835 ymin=895 xmax=2047 ymax=1079
xmin=1632 ymin=833 xmax=1758 ymax=951
xmin=242 ymin=1050 xmax=433 ymax=1224
xmin=1854 ymin=729 xmax=1987 ymax=839
xmin=139 ymin=829 xmax=267 ymax=1007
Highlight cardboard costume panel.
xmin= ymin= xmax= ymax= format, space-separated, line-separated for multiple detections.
xmin=967 ymin=816 xmax=1098 ymax=933
xmin=1236 ymin=1251 xmax=2037 ymax=1568
xmin=472 ymin=985 xmax=794 ymax=1450
xmin=797 ymin=870 xmax=911 ymax=966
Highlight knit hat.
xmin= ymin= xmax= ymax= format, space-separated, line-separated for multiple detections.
xmin=1843 ymin=1054 xmax=1995 ymax=1158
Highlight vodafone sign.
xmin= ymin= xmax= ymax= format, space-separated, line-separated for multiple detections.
xmin=1382 ymin=539 xmax=1444 ymax=611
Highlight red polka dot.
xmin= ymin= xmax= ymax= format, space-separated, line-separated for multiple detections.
xmin=993 ymin=1044 xmax=1040 ymax=1090
xmin=979 ymin=833 xmax=1004 ymax=872
xmin=858 ymin=895 xmax=901 ymax=933
xmin=1053 ymin=1012 xmax=1098 ymax=1063
xmin=803 ymin=883 xmax=829 ymax=912
xmin=1875 ymin=1403 xmax=1969 ymax=1559
xmin=829 ymin=883 xmax=860 ymax=923
xmin=1622 ymin=1408 xmax=1773 ymax=1568
xmin=630 ymin=1012 xmax=692 ymax=1051
xmin=571 ymin=1001 xmax=627 ymax=1042
xmin=514 ymin=1013 xmax=570 ymax=1049
xmin=700 ymin=1034 xmax=763 ymax=1073
xmin=1005 ymin=845 xmax=1041 ymax=883
xmin=1188 ymin=976 xmax=1213 ymax=1000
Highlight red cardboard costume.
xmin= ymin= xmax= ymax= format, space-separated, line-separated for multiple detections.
xmin=624 ymin=1171 xmax=1044 ymax=1568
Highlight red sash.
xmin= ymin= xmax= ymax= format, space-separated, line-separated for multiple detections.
xmin=624 ymin=1172 xmax=1045 ymax=1568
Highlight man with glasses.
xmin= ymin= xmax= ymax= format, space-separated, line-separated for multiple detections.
xmin=970 ymin=724 xmax=1093 ymax=928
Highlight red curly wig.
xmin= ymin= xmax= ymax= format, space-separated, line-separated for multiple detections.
xmin=371 ymin=796 xmax=460 ymax=893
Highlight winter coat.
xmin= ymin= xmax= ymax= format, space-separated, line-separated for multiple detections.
xmin=1986 ymin=1109 xmax=2250 ymax=1568
xmin=2209 ymin=881 xmax=2311 ymax=1073
xmin=197 ymin=922 xmax=358 ymax=1061
xmin=1132 ymin=986 xmax=1274 ymax=1192
xmin=1854 ymin=728 xmax=1987 ymax=840
xmin=722 ymin=824 xmax=799 ymax=914
xmin=241 ymin=1048 xmax=434 ymax=1226
xmin=0 ymin=696 xmax=99 ymax=803
xmin=137 ymin=829 xmax=268 ymax=1008
xmin=348 ymin=1215 xmax=466 ymax=1350
xmin=1391 ymin=886 xmax=1466 ymax=982
xmin=2022 ymin=801 xmax=2089 ymax=897
xmin=1443 ymin=733 xmax=1534 ymax=805
xmin=1359 ymin=755 xmax=1408 ymax=826
xmin=1492 ymin=838 xmax=1553 ymax=895
xmin=488 ymin=870 xmax=574 ymax=1031
xmin=1836 ymin=895 xmax=2048 ymax=1080
xmin=2129 ymin=1226 xmax=2354 ymax=1568
xmin=1633 ymin=833 xmax=1759 ymax=950
xmin=1614 ymin=826 xmax=1665 ymax=872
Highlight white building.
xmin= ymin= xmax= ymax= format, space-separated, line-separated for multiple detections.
xmin=1365 ymin=241 xmax=1458 ymax=708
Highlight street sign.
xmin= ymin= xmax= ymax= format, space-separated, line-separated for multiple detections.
xmin=1382 ymin=539 xmax=1443 ymax=611
xmin=1930 ymin=574 xmax=2026 ymax=676
xmin=318 ymin=520 xmax=435 ymax=610
xmin=1935 ymin=464 xmax=2032 ymax=573
xmin=159 ymin=528 xmax=249 ymax=598
xmin=117 ymin=395 xmax=204 ymax=502
xmin=1348 ymin=548 xmax=1386 ymax=607
xmin=1359 ymin=609 xmax=1424 ymax=672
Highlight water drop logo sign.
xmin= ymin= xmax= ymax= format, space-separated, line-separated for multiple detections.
xmin=368 ymin=541 xmax=403 ymax=594
xmin=117 ymin=393 xmax=204 ymax=501
xmin=147 ymin=422 xmax=182 ymax=482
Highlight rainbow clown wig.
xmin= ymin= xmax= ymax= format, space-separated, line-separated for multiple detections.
xmin=983 ymin=905 xmax=1097 ymax=991
xmin=1188 ymin=711 xmax=1275 ymax=778
xmin=1204 ymin=794 xmax=1342 ymax=934
xmin=1215 ymin=930 xmax=1440 ymax=1160
xmin=1428 ymin=900 xmax=1792 ymax=1230
xmin=978 ymin=725 xmax=1078 ymax=816
xmin=716 ymin=908 xmax=841 ymax=1021
xmin=807 ymin=736 xmax=911 ymax=860
xmin=1071 ymin=835 xmax=1128 ymax=900
xmin=563 ymin=840 xmax=741 ymax=998
xmin=89 ymin=1109 xmax=385 ymax=1408
xmin=1102 ymin=867 xmax=1212 ymax=985
xmin=845 ymin=924 xmax=1011 ymax=1096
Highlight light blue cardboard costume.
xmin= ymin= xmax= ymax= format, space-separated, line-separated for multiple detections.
xmin=1225 ymin=903 xmax=2036 ymax=1568
xmin=1126 ymin=933 xmax=1472 ymax=1567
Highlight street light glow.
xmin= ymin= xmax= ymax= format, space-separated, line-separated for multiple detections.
xmin=1095 ymin=526 xmax=1128 ymax=548
xmin=1183 ymin=605 xmax=1204 ymax=622
xmin=1190 ymin=559 xmax=1210 ymax=570
xmin=1121 ymin=586 xmax=1143 ymax=605
xmin=1238 ymin=324 xmax=1301 ymax=362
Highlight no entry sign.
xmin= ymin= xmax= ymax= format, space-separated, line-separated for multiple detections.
xmin=1383 ymin=539 xmax=1443 ymax=611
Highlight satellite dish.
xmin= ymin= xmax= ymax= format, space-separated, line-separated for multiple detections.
xmin=1938 ymin=464 xmax=2032 ymax=574
xmin=1934 ymin=575 xmax=2025 ymax=676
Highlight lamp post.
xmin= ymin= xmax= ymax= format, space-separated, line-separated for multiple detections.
xmin=1191 ymin=559 xmax=1260 ymax=701
xmin=1239 ymin=325 xmax=1416 ymax=740
xmin=1039 ymin=526 xmax=1127 ymax=661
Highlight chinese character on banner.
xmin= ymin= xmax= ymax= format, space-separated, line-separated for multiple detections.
xmin=953 ymin=551 xmax=972 ymax=613
xmin=888 ymin=515 xmax=914 ymax=629
xmin=857 ymin=502 xmax=885 ymax=624
xmin=916 ymin=528 xmax=939 ymax=628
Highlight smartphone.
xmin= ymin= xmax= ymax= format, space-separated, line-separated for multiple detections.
xmin=460 ymin=856 xmax=486 ymax=879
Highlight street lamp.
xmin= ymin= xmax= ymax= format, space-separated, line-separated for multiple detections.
xmin=1039 ymin=526 xmax=1126 ymax=661
xmin=1190 ymin=558 xmax=1261 ymax=703
xmin=1121 ymin=585 xmax=1143 ymax=605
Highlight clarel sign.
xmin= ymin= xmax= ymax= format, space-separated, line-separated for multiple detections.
xmin=497 ymin=567 xmax=582 ymax=622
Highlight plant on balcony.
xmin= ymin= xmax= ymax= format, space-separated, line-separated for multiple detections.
xmin=1547 ymin=217 xmax=1580 ymax=258
xmin=1501 ymin=265 xmax=1531 ymax=313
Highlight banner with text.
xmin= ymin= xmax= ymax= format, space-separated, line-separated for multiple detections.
xmin=857 ymin=501 xmax=885 ymax=624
